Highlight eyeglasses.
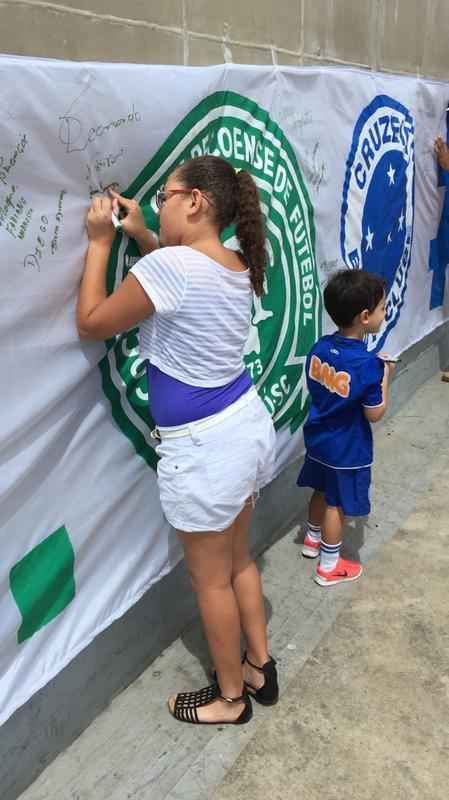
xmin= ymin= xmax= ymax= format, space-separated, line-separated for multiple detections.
xmin=155 ymin=186 xmax=214 ymax=210
xmin=155 ymin=188 xmax=190 ymax=209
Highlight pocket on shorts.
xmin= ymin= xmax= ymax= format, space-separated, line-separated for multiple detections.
xmin=156 ymin=443 xmax=193 ymax=521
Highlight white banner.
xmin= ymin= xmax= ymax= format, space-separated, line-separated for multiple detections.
xmin=1 ymin=56 xmax=448 ymax=726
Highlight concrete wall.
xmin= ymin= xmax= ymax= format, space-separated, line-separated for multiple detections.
xmin=0 ymin=0 xmax=448 ymax=79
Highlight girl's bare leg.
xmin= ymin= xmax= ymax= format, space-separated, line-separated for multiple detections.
xmin=168 ymin=527 xmax=245 ymax=722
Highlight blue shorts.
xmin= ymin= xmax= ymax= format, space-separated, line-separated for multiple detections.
xmin=297 ymin=456 xmax=371 ymax=517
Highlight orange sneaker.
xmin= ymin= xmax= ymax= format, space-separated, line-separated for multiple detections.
xmin=302 ymin=534 xmax=320 ymax=558
xmin=315 ymin=557 xmax=363 ymax=587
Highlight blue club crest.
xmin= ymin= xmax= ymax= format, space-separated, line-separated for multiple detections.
xmin=341 ymin=95 xmax=415 ymax=350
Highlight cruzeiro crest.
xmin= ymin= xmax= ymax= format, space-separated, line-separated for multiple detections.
xmin=341 ymin=94 xmax=415 ymax=350
xmin=100 ymin=91 xmax=321 ymax=469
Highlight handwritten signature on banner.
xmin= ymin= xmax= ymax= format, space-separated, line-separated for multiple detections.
xmin=0 ymin=134 xmax=28 ymax=186
xmin=57 ymin=76 xmax=142 ymax=196
xmin=300 ymin=142 xmax=327 ymax=194
xmin=0 ymin=72 xmax=141 ymax=273
xmin=23 ymin=190 xmax=67 ymax=272
xmin=0 ymin=134 xmax=35 ymax=243
xmin=278 ymin=109 xmax=327 ymax=193
xmin=280 ymin=108 xmax=315 ymax=134
xmin=86 ymin=151 xmax=124 ymax=197
xmin=0 ymin=186 xmax=33 ymax=241
xmin=319 ymin=259 xmax=340 ymax=283
xmin=23 ymin=215 xmax=49 ymax=272
xmin=58 ymin=106 xmax=142 ymax=155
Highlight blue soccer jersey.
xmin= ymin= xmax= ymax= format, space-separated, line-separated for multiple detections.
xmin=303 ymin=334 xmax=385 ymax=469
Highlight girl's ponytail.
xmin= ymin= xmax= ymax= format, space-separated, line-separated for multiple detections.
xmin=235 ymin=170 xmax=266 ymax=297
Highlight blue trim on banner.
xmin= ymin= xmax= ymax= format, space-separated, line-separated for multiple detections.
xmin=429 ymin=104 xmax=449 ymax=309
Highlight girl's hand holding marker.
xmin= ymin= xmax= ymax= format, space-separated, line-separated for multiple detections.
xmin=108 ymin=190 xmax=147 ymax=239
xmin=111 ymin=209 xmax=123 ymax=231
xmin=108 ymin=189 xmax=159 ymax=255
xmin=86 ymin=190 xmax=158 ymax=257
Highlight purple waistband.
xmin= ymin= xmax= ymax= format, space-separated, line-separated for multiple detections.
xmin=146 ymin=363 xmax=253 ymax=427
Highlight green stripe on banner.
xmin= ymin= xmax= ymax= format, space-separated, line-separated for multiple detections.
xmin=99 ymin=353 xmax=158 ymax=470
xmin=9 ymin=526 xmax=75 ymax=644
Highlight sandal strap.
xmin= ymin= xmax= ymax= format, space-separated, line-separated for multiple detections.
xmin=244 ymin=651 xmax=277 ymax=673
xmin=219 ymin=690 xmax=246 ymax=704
xmin=244 ymin=652 xmax=264 ymax=672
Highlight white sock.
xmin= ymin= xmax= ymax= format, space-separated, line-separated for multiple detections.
xmin=319 ymin=541 xmax=342 ymax=572
xmin=306 ymin=522 xmax=321 ymax=543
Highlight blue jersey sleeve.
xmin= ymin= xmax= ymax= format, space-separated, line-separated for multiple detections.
xmin=361 ymin=356 xmax=385 ymax=407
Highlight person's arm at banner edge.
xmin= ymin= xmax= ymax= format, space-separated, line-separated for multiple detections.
xmin=76 ymin=195 xmax=154 ymax=341
xmin=434 ymin=137 xmax=449 ymax=173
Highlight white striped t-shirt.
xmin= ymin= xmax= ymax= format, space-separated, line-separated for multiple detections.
xmin=130 ymin=246 xmax=253 ymax=387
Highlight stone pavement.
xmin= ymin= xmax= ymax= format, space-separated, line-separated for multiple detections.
xmin=19 ymin=374 xmax=449 ymax=800
xmin=213 ymin=437 xmax=449 ymax=800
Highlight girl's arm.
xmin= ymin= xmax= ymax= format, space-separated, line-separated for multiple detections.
xmin=76 ymin=196 xmax=154 ymax=341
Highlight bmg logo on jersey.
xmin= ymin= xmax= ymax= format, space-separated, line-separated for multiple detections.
xmin=309 ymin=355 xmax=351 ymax=398
xmin=340 ymin=95 xmax=415 ymax=350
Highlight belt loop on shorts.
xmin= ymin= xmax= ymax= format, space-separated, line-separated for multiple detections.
xmin=188 ymin=423 xmax=202 ymax=446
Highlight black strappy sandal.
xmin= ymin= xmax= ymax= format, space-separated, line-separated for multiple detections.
xmin=243 ymin=652 xmax=279 ymax=706
xmin=169 ymin=682 xmax=253 ymax=725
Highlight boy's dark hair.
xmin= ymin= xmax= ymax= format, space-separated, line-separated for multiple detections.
xmin=324 ymin=270 xmax=386 ymax=328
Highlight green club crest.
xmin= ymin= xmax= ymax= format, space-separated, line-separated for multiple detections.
xmin=100 ymin=91 xmax=321 ymax=470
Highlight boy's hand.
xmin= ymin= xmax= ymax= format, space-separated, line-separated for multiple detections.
xmin=378 ymin=353 xmax=396 ymax=377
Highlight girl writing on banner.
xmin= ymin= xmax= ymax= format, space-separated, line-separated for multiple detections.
xmin=76 ymin=155 xmax=279 ymax=725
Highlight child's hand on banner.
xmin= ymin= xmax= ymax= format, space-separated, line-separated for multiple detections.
xmin=379 ymin=353 xmax=397 ymax=376
xmin=434 ymin=137 xmax=449 ymax=171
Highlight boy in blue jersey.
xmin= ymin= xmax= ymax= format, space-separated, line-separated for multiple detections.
xmin=297 ymin=269 xmax=395 ymax=586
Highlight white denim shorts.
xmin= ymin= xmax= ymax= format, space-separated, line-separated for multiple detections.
xmin=155 ymin=388 xmax=276 ymax=532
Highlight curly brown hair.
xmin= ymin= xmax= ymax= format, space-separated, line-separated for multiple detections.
xmin=176 ymin=155 xmax=266 ymax=296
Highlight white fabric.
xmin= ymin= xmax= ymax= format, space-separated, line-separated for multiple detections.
xmin=131 ymin=247 xmax=253 ymax=387
xmin=155 ymin=390 xmax=276 ymax=532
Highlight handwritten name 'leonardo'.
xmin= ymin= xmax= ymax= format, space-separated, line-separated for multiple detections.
xmin=58 ymin=106 xmax=142 ymax=154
